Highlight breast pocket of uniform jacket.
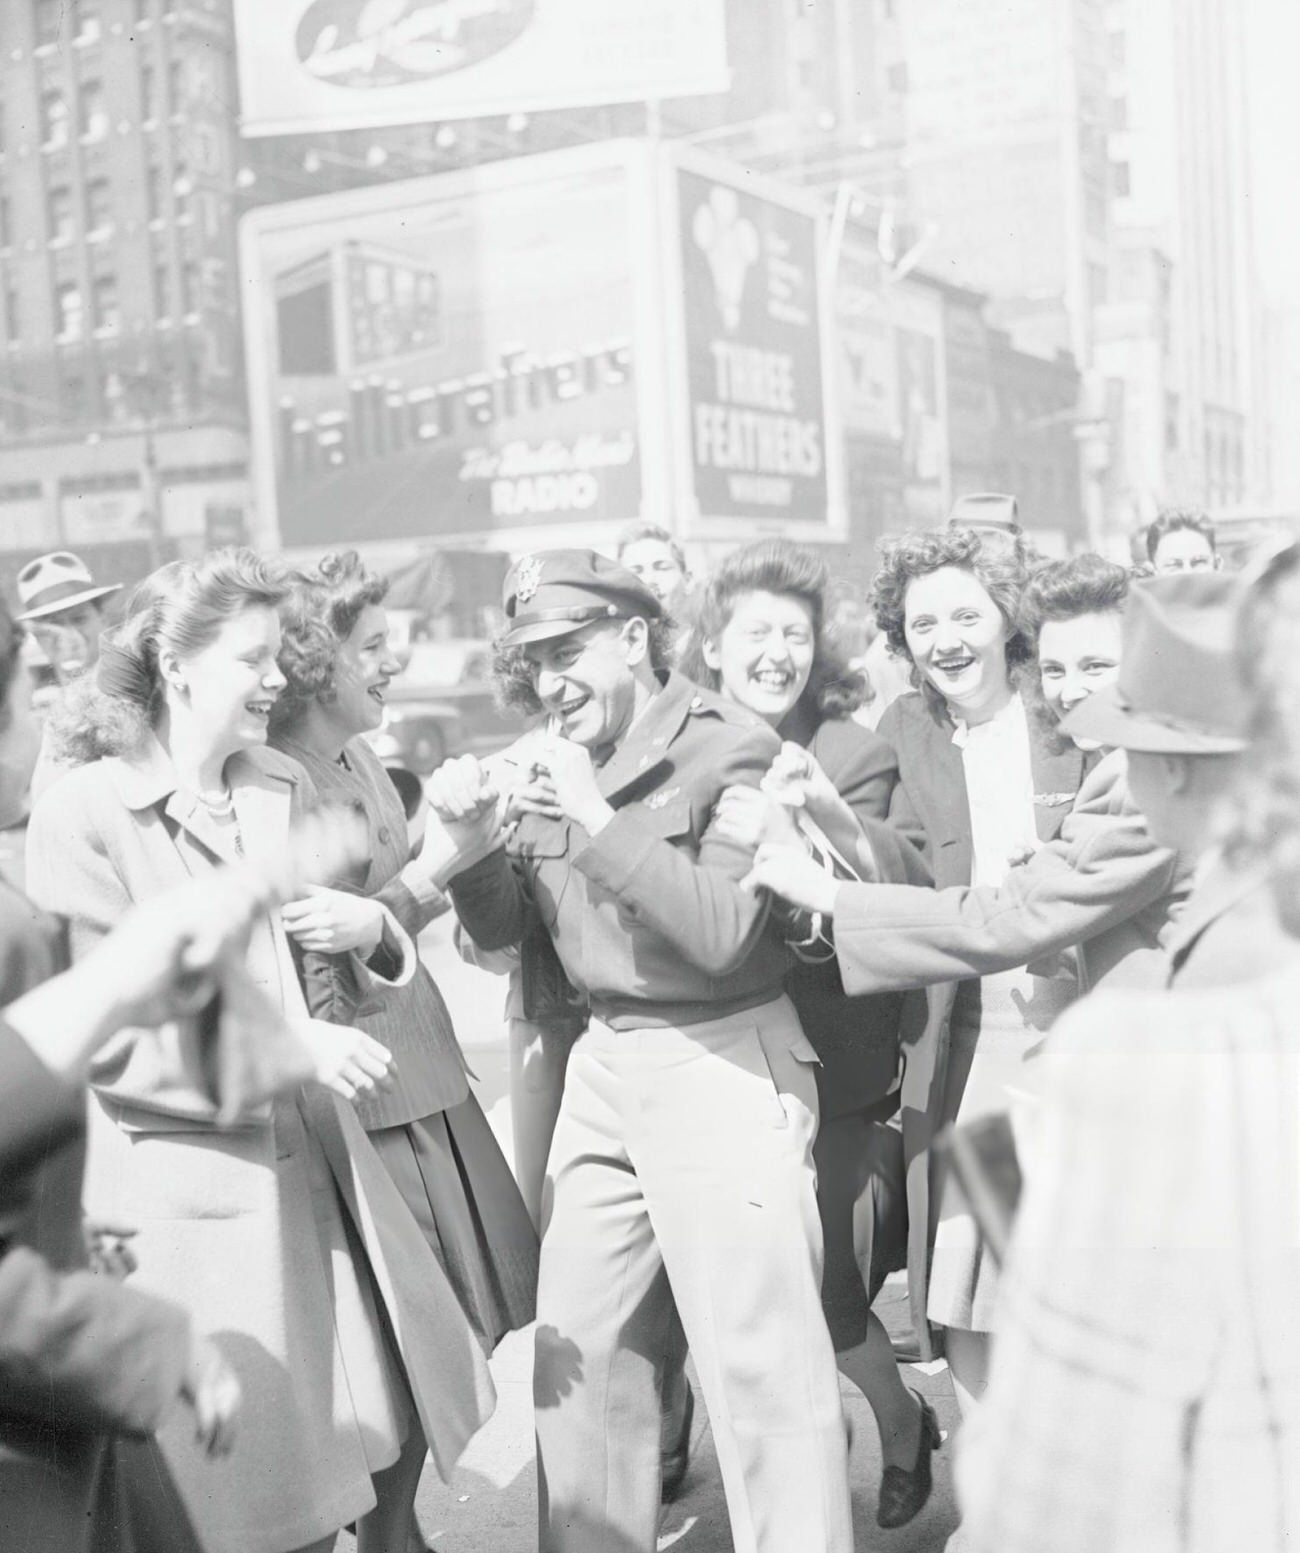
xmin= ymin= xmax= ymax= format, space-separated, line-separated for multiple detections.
xmin=614 ymin=795 xmax=695 ymax=931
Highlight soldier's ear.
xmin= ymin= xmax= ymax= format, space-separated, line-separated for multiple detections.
xmin=700 ymin=635 xmax=721 ymax=672
xmin=621 ymin=616 xmax=650 ymax=667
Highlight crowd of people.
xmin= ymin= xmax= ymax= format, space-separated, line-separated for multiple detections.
xmin=0 ymin=497 xmax=1295 ymax=1553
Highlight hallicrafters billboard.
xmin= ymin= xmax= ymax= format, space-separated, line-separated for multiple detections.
xmin=241 ymin=142 xmax=844 ymax=550
xmin=241 ymin=148 xmax=648 ymax=547
xmin=233 ymin=0 xmax=728 ymax=137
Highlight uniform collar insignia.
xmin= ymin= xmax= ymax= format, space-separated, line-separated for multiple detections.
xmin=644 ymin=785 xmax=681 ymax=809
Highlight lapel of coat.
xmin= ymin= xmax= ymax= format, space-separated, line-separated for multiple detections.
xmin=910 ymin=705 xmax=972 ymax=880
xmin=1028 ymin=726 xmax=1085 ymax=842
xmin=594 ymin=672 xmax=694 ymax=806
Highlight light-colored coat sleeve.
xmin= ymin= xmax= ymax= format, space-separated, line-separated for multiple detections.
xmin=832 ymin=751 xmax=1180 ymax=996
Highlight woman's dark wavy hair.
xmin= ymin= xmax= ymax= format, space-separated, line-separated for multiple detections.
xmin=1226 ymin=542 xmax=1300 ymax=935
xmin=869 ymin=526 xmax=1032 ymax=716
xmin=680 ymin=539 xmax=867 ymax=721
xmin=44 ymin=548 xmax=288 ymax=766
xmin=1019 ymin=552 xmax=1132 ymax=748
xmin=269 ymin=551 xmax=391 ymax=737
xmin=489 ymin=612 xmax=678 ymax=721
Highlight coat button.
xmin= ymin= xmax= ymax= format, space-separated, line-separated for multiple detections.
xmin=377 ymin=825 xmax=391 ymax=845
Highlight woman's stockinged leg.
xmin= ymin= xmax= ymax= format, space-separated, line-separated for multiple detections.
xmin=357 ymin=1422 xmax=429 ymax=1553
xmin=942 ymin=1326 xmax=990 ymax=1416
xmin=836 ymin=1310 xmax=922 ymax=1469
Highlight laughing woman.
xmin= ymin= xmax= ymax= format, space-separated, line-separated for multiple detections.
xmin=25 ymin=550 xmax=493 ymax=1553
xmin=684 ymin=539 xmax=941 ymax=1530
xmin=269 ymin=553 xmax=538 ymax=1362
xmin=866 ymin=528 xmax=1085 ymax=1412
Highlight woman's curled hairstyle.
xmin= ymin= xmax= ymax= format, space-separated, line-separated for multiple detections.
xmin=44 ymin=547 xmax=287 ymax=766
xmin=271 ymin=551 xmax=390 ymax=736
xmin=869 ymin=527 xmax=1032 ymax=710
xmin=681 ymin=538 xmax=867 ymax=720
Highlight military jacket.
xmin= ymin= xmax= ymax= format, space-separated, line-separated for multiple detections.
xmin=449 ymin=671 xmax=789 ymax=1028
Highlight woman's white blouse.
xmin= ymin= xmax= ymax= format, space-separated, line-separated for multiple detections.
xmin=951 ymin=693 xmax=1039 ymax=888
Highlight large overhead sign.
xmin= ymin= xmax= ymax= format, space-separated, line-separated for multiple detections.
xmin=233 ymin=0 xmax=729 ymax=136
xmin=673 ymin=161 xmax=834 ymax=529
xmin=241 ymin=151 xmax=645 ymax=546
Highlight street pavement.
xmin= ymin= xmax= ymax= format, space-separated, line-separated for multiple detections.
xmin=408 ymin=916 xmax=965 ymax=1552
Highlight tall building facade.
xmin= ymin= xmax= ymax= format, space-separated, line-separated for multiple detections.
xmin=0 ymin=0 xmax=247 ymax=590
xmin=1097 ymin=0 xmax=1267 ymax=525
xmin=895 ymin=0 xmax=1111 ymax=366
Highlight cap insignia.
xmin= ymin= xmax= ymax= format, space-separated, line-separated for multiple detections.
xmin=515 ymin=555 xmax=543 ymax=603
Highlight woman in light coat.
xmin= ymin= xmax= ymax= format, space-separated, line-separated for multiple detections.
xmin=26 ymin=550 xmax=493 ymax=1553
xmin=269 ymin=552 xmax=538 ymax=1352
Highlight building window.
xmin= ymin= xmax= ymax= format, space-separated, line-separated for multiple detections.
xmin=154 ymin=261 xmax=169 ymax=317
xmin=34 ymin=0 xmax=63 ymax=46
xmin=55 ymin=280 xmax=83 ymax=340
xmin=1088 ymin=261 xmax=1108 ymax=308
xmin=73 ymin=0 xmax=102 ymax=41
xmin=146 ymin=164 xmax=164 ymax=220
xmin=85 ymin=176 xmax=111 ymax=233
xmin=0 ymin=196 xmax=10 ymax=248
xmin=3 ymin=285 xmax=17 ymax=343
xmin=79 ymin=79 xmax=108 ymax=140
xmin=41 ymin=88 xmax=69 ymax=147
xmin=1110 ymin=95 xmax=1128 ymax=131
xmin=181 ymin=259 xmax=201 ymax=314
xmin=168 ymin=60 xmax=186 ymax=114
xmin=1113 ymin=160 xmax=1131 ymax=198
xmin=134 ymin=0 xmax=150 ymax=19
xmin=47 ymin=184 xmax=73 ymax=242
xmin=140 ymin=62 xmax=157 ymax=121
xmin=92 ymin=272 xmax=118 ymax=332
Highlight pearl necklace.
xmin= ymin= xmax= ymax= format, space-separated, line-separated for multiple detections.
xmin=195 ymin=786 xmax=235 ymax=819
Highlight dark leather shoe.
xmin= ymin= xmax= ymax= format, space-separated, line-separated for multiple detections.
xmin=660 ymin=1383 xmax=695 ymax=1503
xmin=876 ymin=1389 xmax=942 ymax=1529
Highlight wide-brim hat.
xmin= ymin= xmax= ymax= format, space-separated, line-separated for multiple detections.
xmin=1062 ymin=572 xmax=1250 ymax=754
xmin=16 ymin=550 xmax=122 ymax=621
xmin=501 ymin=547 xmax=662 ymax=648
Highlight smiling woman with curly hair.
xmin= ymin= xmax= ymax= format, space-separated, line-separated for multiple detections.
xmin=865 ymin=523 xmax=1086 ymax=1420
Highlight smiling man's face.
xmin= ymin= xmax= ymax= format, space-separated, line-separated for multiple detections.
xmin=525 ymin=618 xmax=643 ymax=749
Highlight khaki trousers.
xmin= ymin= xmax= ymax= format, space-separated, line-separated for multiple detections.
xmin=534 ymin=995 xmax=853 ymax=1553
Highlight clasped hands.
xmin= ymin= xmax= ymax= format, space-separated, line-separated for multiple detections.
xmin=425 ymin=737 xmax=614 ymax=866
xmin=716 ymin=742 xmax=880 ymax=919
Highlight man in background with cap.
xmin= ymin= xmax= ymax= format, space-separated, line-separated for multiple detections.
xmin=426 ymin=549 xmax=852 ymax=1553
xmin=14 ymin=552 xmax=123 ymax=811
xmin=954 ymin=566 xmax=1300 ymax=1552
xmin=15 ymin=550 xmax=122 ymax=688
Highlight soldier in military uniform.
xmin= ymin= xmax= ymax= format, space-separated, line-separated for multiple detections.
xmin=426 ymin=549 xmax=852 ymax=1553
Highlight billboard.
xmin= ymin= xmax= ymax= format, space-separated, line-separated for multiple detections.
xmin=674 ymin=164 xmax=833 ymax=529
xmin=241 ymin=150 xmax=647 ymax=547
xmin=233 ymin=0 xmax=729 ymax=137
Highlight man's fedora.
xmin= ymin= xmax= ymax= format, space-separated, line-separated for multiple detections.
xmin=15 ymin=550 xmax=122 ymax=621
xmin=1062 ymin=572 xmax=1249 ymax=754
xmin=946 ymin=492 xmax=1021 ymax=534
